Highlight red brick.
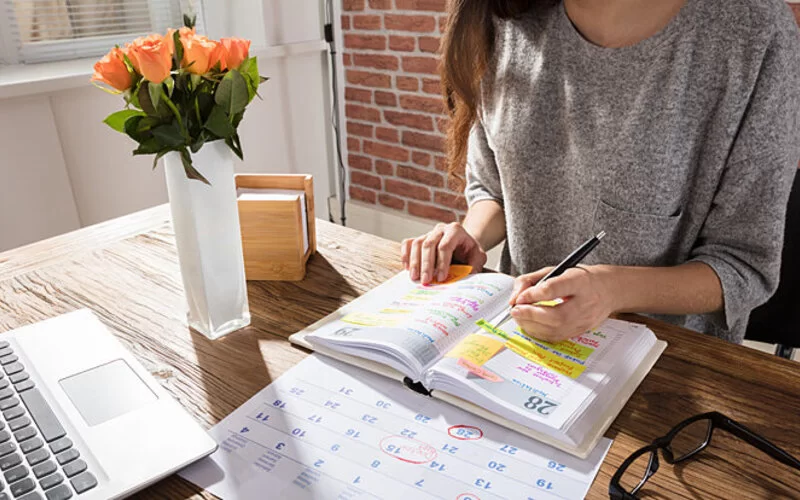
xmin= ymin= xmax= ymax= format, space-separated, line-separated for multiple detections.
xmin=400 ymin=94 xmax=444 ymax=114
xmin=369 ymin=0 xmax=391 ymax=8
xmin=379 ymin=193 xmax=405 ymax=210
xmin=353 ymin=15 xmax=381 ymax=30
xmin=347 ymin=137 xmax=360 ymax=152
xmin=395 ymin=0 xmax=447 ymax=11
xmin=376 ymin=127 xmax=400 ymax=143
xmin=353 ymin=53 xmax=399 ymax=70
xmin=435 ymin=155 xmax=448 ymax=172
xmin=447 ymin=173 xmax=466 ymax=192
xmin=384 ymin=110 xmax=434 ymax=131
xmin=403 ymin=56 xmax=439 ymax=74
xmin=418 ymin=36 xmax=440 ymax=53
xmin=345 ymin=87 xmax=372 ymax=103
xmin=408 ymin=201 xmax=456 ymax=222
xmin=389 ymin=35 xmax=416 ymax=52
xmin=375 ymin=160 xmax=394 ymax=175
xmin=792 ymin=5 xmax=800 ymax=26
xmin=346 ymin=104 xmax=381 ymax=122
xmin=349 ymin=154 xmax=373 ymax=171
xmin=350 ymin=170 xmax=382 ymax=190
xmin=412 ymin=151 xmax=431 ymax=166
xmin=384 ymin=14 xmax=436 ymax=33
xmin=422 ymin=78 xmax=441 ymax=95
xmin=396 ymin=76 xmax=419 ymax=92
xmin=350 ymin=185 xmax=376 ymax=204
xmin=343 ymin=53 xmax=352 ymax=66
xmin=343 ymin=0 xmax=365 ymax=11
xmin=347 ymin=121 xmax=373 ymax=138
xmin=344 ymin=34 xmax=386 ymax=50
xmin=438 ymin=15 xmax=448 ymax=33
xmin=364 ymin=140 xmax=410 ymax=161
xmin=398 ymin=164 xmax=444 ymax=187
xmin=346 ymin=69 xmax=391 ymax=88
xmin=385 ymin=178 xmax=431 ymax=201
xmin=403 ymin=130 xmax=445 ymax=153
xmin=437 ymin=116 xmax=450 ymax=133
xmin=374 ymin=91 xmax=397 ymax=107
xmin=341 ymin=15 xmax=351 ymax=30
xmin=434 ymin=191 xmax=468 ymax=211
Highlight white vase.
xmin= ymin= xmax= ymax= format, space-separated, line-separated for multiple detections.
xmin=163 ymin=141 xmax=251 ymax=340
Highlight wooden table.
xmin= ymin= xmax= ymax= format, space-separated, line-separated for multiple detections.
xmin=1 ymin=205 xmax=799 ymax=500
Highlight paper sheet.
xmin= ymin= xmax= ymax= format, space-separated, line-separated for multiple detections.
xmin=179 ymin=355 xmax=612 ymax=499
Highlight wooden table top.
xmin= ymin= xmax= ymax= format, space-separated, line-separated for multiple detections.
xmin=1 ymin=204 xmax=799 ymax=500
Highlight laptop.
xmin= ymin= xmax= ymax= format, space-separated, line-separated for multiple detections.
xmin=0 ymin=309 xmax=217 ymax=499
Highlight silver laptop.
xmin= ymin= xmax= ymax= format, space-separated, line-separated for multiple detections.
xmin=0 ymin=309 xmax=217 ymax=499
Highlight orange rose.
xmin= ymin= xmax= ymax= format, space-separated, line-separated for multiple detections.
xmin=166 ymin=26 xmax=195 ymax=55
xmin=127 ymin=34 xmax=172 ymax=83
xmin=209 ymin=42 xmax=227 ymax=72
xmin=220 ymin=37 xmax=250 ymax=70
xmin=91 ymin=47 xmax=132 ymax=91
xmin=181 ymin=32 xmax=217 ymax=74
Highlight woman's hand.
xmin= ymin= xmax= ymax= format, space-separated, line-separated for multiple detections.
xmin=509 ymin=265 xmax=617 ymax=342
xmin=401 ymin=222 xmax=488 ymax=285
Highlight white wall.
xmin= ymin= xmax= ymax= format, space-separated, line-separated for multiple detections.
xmin=0 ymin=0 xmax=335 ymax=252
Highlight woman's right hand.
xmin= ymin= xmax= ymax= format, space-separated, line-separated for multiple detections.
xmin=401 ymin=222 xmax=487 ymax=285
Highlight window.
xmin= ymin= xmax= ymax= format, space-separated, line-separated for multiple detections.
xmin=1 ymin=0 xmax=203 ymax=64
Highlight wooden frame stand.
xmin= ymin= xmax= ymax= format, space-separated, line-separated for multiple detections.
xmin=235 ymin=174 xmax=316 ymax=281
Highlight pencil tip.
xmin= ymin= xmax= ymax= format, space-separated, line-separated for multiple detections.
xmin=597 ymin=231 xmax=606 ymax=240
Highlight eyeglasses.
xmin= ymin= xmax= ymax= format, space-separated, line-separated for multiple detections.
xmin=609 ymin=411 xmax=800 ymax=499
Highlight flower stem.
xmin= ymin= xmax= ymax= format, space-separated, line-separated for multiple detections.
xmin=162 ymin=96 xmax=188 ymax=140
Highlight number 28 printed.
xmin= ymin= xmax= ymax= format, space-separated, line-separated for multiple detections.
xmin=523 ymin=396 xmax=558 ymax=415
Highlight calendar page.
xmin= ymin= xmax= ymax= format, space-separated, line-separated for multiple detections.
xmin=179 ymin=355 xmax=611 ymax=499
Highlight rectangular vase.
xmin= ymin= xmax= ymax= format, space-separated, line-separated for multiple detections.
xmin=163 ymin=141 xmax=251 ymax=339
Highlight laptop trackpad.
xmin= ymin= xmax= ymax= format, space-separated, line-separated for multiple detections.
xmin=60 ymin=359 xmax=158 ymax=426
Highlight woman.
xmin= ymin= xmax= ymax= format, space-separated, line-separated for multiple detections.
xmin=401 ymin=0 xmax=800 ymax=344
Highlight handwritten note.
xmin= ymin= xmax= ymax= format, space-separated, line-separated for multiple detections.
xmin=342 ymin=312 xmax=401 ymax=328
xmin=507 ymin=341 xmax=587 ymax=379
xmin=179 ymin=355 xmax=612 ymax=499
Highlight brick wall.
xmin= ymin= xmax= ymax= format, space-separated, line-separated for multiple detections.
xmin=341 ymin=1 xmax=800 ymax=223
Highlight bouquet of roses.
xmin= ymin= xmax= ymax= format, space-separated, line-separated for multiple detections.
xmin=91 ymin=17 xmax=267 ymax=184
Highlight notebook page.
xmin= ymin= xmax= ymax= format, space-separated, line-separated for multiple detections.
xmin=307 ymin=270 xmax=514 ymax=377
xmin=425 ymin=317 xmax=643 ymax=433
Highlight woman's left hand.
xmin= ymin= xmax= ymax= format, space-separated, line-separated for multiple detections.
xmin=509 ymin=265 xmax=617 ymax=343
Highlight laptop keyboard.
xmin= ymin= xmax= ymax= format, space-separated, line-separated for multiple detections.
xmin=0 ymin=341 xmax=97 ymax=500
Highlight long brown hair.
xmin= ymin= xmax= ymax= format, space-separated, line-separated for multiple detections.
xmin=440 ymin=0 xmax=533 ymax=175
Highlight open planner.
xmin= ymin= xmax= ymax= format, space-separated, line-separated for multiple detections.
xmin=290 ymin=266 xmax=667 ymax=458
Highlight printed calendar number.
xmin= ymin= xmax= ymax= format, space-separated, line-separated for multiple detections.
xmin=522 ymin=396 xmax=558 ymax=415
xmin=547 ymin=460 xmax=566 ymax=472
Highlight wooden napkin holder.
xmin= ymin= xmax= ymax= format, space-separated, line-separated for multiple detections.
xmin=235 ymin=174 xmax=316 ymax=281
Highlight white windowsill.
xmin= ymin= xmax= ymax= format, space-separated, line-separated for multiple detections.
xmin=0 ymin=39 xmax=328 ymax=100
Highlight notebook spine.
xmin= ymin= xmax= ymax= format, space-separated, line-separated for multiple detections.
xmin=403 ymin=377 xmax=433 ymax=397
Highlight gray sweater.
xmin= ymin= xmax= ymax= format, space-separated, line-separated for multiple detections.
xmin=465 ymin=0 xmax=800 ymax=343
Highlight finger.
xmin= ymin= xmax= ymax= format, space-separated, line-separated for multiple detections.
xmin=436 ymin=230 xmax=458 ymax=283
xmin=517 ymin=268 xmax=585 ymax=304
xmin=510 ymin=267 xmax=554 ymax=305
xmin=400 ymin=239 xmax=412 ymax=270
xmin=408 ymin=237 xmax=424 ymax=281
xmin=421 ymin=229 xmax=445 ymax=285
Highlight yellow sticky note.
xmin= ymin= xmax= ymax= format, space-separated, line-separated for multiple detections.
xmin=446 ymin=334 xmax=505 ymax=366
xmin=435 ymin=265 xmax=473 ymax=284
xmin=534 ymin=338 xmax=595 ymax=361
xmin=532 ymin=298 xmax=565 ymax=307
xmin=507 ymin=339 xmax=586 ymax=379
xmin=342 ymin=312 xmax=400 ymax=328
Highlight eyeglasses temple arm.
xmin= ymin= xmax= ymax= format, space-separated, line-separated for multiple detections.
xmin=723 ymin=418 xmax=800 ymax=470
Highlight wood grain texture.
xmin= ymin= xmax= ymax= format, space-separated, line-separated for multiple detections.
xmin=0 ymin=205 xmax=798 ymax=499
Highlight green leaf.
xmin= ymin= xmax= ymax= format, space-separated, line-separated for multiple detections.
xmin=148 ymin=81 xmax=163 ymax=111
xmin=152 ymin=150 xmax=168 ymax=170
xmin=103 ymin=110 xmax=146 ymax=133
xmin=183 ymin=13 xmax=196 ymax=29
xmin=164 ymin=76 xmax=175 ymax=98
xmin=225 ymin=133 xmax=244 ymax=161
xmin=124 ymin=115 xmax=149 ymax=142
xmin=239 ymin=58 xmax=259 ymax=102
xmin=172 ymin=29 xmax=183 ymax=69
xmin=180 ymin=148 xmax=210 ymax=184
xmin=215 ymin=69 xmax=248 ymax=118
xmin=137 ymin=83 xmax=170 ymax=118
xmin=204 ymin=105 xmax=235 ymax=138
xmin=133 ymin=138 xmax=161 ymax=155
xmin=152 ymin=122 xmax=186 ymax=147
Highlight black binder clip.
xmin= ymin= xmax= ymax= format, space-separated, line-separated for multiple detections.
xmin=403 ymin=377 xmax=433 ymax=397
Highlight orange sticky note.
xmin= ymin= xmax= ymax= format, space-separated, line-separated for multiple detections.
xmin=435 ymin=265 xmax=473 ymax=284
